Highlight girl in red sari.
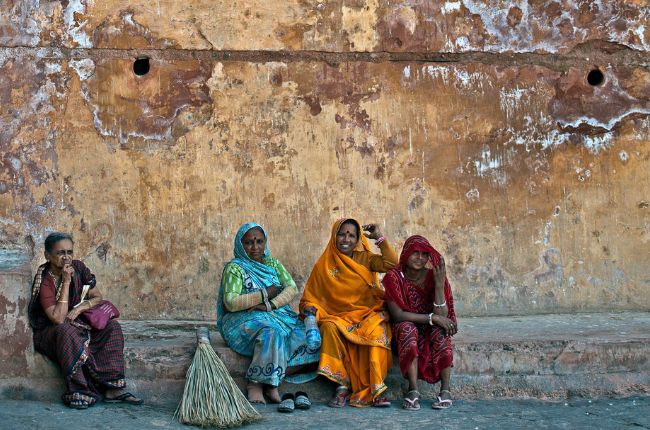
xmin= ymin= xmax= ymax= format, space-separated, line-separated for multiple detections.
xmin=382 ymin=235 xmax=457 ymax=410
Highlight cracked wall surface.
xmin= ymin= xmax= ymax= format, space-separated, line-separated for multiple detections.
xmin=1 ymin=1 xmax=649 ymax=331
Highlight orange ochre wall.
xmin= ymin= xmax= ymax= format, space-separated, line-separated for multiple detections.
xmin=1 ymin=1 xmax=649 ymax=326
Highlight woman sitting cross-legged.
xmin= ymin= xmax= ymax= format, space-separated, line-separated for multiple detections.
xmin=28 ymin=232 xmax=142 ymax=409
xmin=382 ymin=235 xmax=458 ymax=410
xmin=217 ymin=222 xmax=319 ymax=404
xmin=300 ymin=218 xmax=398 ymax=408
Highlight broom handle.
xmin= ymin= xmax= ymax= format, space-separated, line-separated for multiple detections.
xmin=197 ymin=327 xmax=210 ymax=344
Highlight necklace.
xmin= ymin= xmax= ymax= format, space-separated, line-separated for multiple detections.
xmin=404 ymin=269 xmax=425 ymax=285
xmin=49 ymin=270 xmax=63 ymax=299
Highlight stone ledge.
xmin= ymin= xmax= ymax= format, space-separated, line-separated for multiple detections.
xmin=2 ymin=312 xmax=649 ymax=405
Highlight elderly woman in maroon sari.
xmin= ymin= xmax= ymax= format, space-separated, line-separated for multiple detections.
xmin=28 ymin=232 xmax=142 ymax=409
xmin=382 ymin=235 xmax=457 ymax=410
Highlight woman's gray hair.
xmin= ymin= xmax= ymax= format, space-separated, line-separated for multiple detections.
xmin=44 ymin=232 xmax=74 ymax=253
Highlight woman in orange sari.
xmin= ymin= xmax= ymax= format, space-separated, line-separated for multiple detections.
xmin=300 ymin=218 xmax=398 ymax=408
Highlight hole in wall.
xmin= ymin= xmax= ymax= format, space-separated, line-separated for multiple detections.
xmin=587 ymin=68 xmax=604 ymax=86
xmin=133 ymin=57 xmax=150 ymax=76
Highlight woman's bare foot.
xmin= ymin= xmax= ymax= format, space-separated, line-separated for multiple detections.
xmin=263 ymin=385 xmax=281 ymax=403
xmin=247 ymin=382 xmax=265 ymax=404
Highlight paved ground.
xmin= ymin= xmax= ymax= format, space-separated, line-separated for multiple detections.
xmin=1 ymin=396 xmax=648 ymax=430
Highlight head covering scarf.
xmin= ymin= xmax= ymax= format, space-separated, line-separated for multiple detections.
xmin=217 ymin=222 xmax=280 ymax=329
xmin=231 ymin=222 xmax=280 ymax=288
xmin=300 ymin=218 xmax=389 ymax=348
xmin=382 ymin=235 xmax=455 ymax=384
xmin=383 ymin=235 xmax=455 ymax=323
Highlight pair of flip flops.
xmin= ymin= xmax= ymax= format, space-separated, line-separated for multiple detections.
xmin=277 ymin=391 xmax=311 ymax=413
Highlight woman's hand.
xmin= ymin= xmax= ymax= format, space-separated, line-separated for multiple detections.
xmin=65 ymin=306 xmax=84 ymax=322
xmin=62 ymin=263 xmax=74 ymax=286
xmin=432 ymin=315 xmax=457 ymax=336
xmin=266 ymin=285 xmax=281 ymax=300
xmin=362 ymin=223 xmax=382 ymax=240
xmin=432 ymin=256 xmax=446 ymax=289
xmin=303 ymin=306 xmax=317 ymax=317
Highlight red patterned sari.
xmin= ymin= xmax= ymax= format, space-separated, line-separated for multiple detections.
xmin=382 ymin=235 xmax=456 ymax=384
xmin=28 ymin=260 xmax=126 ymax=406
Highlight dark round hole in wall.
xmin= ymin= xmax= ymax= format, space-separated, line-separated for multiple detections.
xmin=587 ymin=68 xmax=604 ymax=86
xmin=133 ymin=57 xmax=150 ymax=76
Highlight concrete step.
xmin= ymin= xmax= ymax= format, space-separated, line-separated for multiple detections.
xmin=2 ymin=312 xmax=649 ymax=406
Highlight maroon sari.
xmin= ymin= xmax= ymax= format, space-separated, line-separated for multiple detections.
xmin=28 ymin=260 xmax=126 ymax=406
xmin=382 ymin=235 xmax=456 ymax=384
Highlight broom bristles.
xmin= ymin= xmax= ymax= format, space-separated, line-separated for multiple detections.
xmin=175 ymin=340 xmax=261 ymax=428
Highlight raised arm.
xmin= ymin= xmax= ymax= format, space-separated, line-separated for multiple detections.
xmin=42 ymin=263 xmax=74 ymax=325
xmin=367 ymin=240 xmax=398 ymax=273
xmin=361 ymin=224 xmax=398 ymax=273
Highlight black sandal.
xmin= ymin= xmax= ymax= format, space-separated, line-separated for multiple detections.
xmin=278 ymin=393 xmax=295 ymax=413
xmin=104 ymin=392 xmax=144 ymax=405
xmin=294 ymin=391 xmax=311 ymax=410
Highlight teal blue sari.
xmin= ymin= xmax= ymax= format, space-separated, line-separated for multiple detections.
xmin=217 ymin=223 xmax=319 ymax=386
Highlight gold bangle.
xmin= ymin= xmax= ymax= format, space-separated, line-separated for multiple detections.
xmin=57 ymin=300 xmax=68 ymax=303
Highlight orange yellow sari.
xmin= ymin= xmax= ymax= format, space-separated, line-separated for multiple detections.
xmin=300 ymin=218 xmax=395 ymax=407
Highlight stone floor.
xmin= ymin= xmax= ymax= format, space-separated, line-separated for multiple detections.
xmin=0 ymin=396 xmax=649 ymax=430
xmin=2 ymin=312 xmax=649 ymax=406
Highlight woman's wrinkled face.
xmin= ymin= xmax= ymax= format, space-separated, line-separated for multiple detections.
xmin=46 ymin=239 xmax=74 ymax=270
xmin=242 ymin=227 xmax=266 ymax=262
xmin=406 ymin=250 xmax=430 ymax=271
xmin=336 ymin=222 xmax=358 ymax=257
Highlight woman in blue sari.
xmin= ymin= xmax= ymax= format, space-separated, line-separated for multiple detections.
xmin=217 ymin=222 xmax=319 ymax=404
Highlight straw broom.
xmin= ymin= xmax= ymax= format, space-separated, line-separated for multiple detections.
xmin=175 ymin=327 xmax=261 ymax=428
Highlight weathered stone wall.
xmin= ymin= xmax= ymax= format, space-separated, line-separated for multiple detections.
xmin=1 ymin=1 xmax=649 ymax=327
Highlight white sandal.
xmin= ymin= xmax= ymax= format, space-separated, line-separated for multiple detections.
xmin=432 ymin=390 xmax=453 ymax=409
xmin=402 ymin=390 xmax=421 ymax=411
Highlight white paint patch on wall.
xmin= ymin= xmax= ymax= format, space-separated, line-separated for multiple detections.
xmin=558 ymin=108 xmax=650 ymax=132
xmin=441 ymin=1 xmax=461 ymax=15
xmin=422 ymin=65 xmax=492 ymax=92
xmin=44 ymin=63 xmax=62 ymax=75
xmin=582 ymin=132 xmax=615 ymax=154
xmin=403 ymin=65 xmax=411 ymax=79
xmin=619 ymin=150 xmax=629 ymax=162
xmin=64 ymin=0 xmax=93 ymax=48
xmin=474 ymin=148 xmax=501 ymax=176
xmin=466 ymin=188 xmax=480 ymax=202
xmin=453 ymin=0 xmax=649 ymax=53
xmin=70 ymin=59 xmax=96 ymax=81
xmin=499 ymin=87 xmax=528 ymax=120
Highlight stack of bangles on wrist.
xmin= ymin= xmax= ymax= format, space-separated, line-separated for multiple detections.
xmin=260 ymin=289 xmax=272 ymax=312
xmin=375 ymin=236 xmax=386 ymax=245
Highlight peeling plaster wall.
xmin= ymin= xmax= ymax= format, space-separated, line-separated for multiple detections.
xmin=1 ymin=1 xmax=649 ymax=331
